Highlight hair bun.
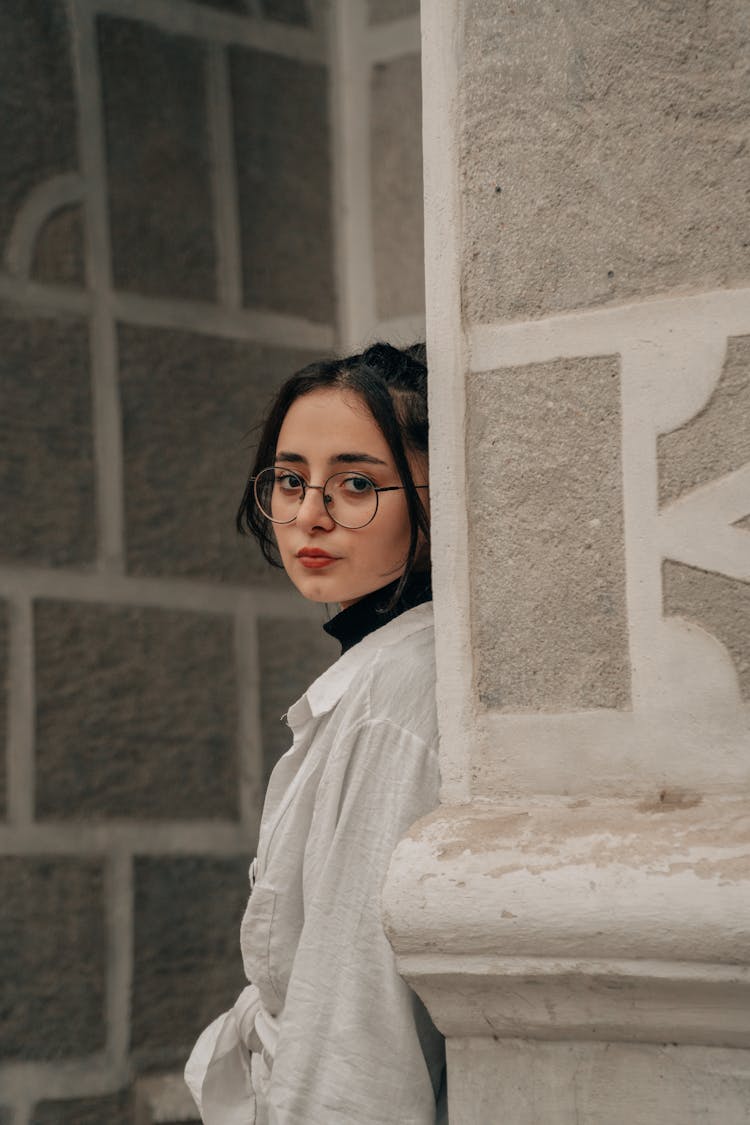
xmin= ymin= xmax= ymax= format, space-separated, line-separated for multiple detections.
xmin=361 ymin=342 xmax=426 ymax=388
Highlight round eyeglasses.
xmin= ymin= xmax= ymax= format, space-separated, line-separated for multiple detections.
xmin=252 ymin=467 xmax=428 ymax=530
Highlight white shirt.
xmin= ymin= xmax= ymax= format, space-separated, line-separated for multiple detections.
xmin=185 ymin=602 xmax=446 ymax=1125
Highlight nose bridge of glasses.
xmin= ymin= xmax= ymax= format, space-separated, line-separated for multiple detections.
xmin=298 ymin=480 xmax=335 ymax=520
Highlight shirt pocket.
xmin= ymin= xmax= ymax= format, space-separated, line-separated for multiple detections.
xmin=240 ymin=880 xmax=284 ymax=1013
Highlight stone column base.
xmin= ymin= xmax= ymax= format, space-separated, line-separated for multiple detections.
xmin=383 ymin=797 xmax=750 ymax=1124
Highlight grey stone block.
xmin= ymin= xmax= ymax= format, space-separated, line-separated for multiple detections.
xmin=98 ymin=16 xmax=215 ymax=301
xmin=368 ymin=0 xmax=420 ymax=22
xmin=119 ymin=324 xmax=315 ymax=583
xmin=166 ymin=1 xmax=311 ymax=24
xmin=35 ymin=600 xmax=238 ymax=820
xmin=31 ymin=1092 xmax=133 ymax=1125
xmin=462 ymin=0 xmax=750 ymax=323
xmin=230 ymin=47 xmax=334 ymax=323
xmin=261 ymin=0 xmax=311 ymax=24
xmin=0 ymin=1 xmax=78 ymax=258
xmin=664 ymin=561 xmax=750 ymax=701
xmin=132 ymin=856 xmax=249 ymax=1062
xmin=0 ymin=602 xmax=6 ymax=819
xmin=31 ymin=204 xmax=85 ymax=287
xmin=258 ymin=615 xmax=337 ymax=782
xmin=659 ymin=335 xmax=750 ymax=506
xmin=0 ymin=857 xmax=106 ymax=1059
xmin=371 ymin=54 xmax=424 ymax=321
xmin=468 ymin=356 xmax=630 ymax=711
xmin=0 ymin=306 xmax=95 ymax=567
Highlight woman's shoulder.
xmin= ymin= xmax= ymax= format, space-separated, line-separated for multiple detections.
xmin=346 ymin=607 xmax=437 ymax=742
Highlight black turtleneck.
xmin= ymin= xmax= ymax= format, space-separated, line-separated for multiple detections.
xmin=322 ymin=570 xmax=432 ymax=655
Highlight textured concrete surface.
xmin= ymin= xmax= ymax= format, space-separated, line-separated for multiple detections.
xmin=448 ymin=1038 xmax=750 ymax=1125
xmin=119 ymin=325 xmax=313 ymax=583
xmin=230 ymin=47 xmax=333 ymax=323
xmin=30 ymin=1093 xmax=133 ymax=1125
xmin=0 ymin=0 xmax=77 ymax=257
xmin=98 ymin=17 xmax=215 ymax=300
xmin=468 ymin=356 xmax=630 ymax=711
xmin=0 ymin=601 xmax=6 ymax=819
xmin=368 ymin=0 xmax=420 ymax=22
xmin=35 ymin=601 xmax=238 ymax=819
xmin=371 ymin=54 xmax=425 ymax=321
xmin=30 ymin=204 xmax=86 ymax=287
xmin=461 ymin=0 xmax=750 ymax=324
xmin=664 ymin=561 xmax=750 ymax=700
xmin=659 ymin=335 xmax=750 ymax=505
xmin=258 ymin=615 xmax=338 ymax=783
xmin=132 ymin=856 xmax=249 ymax=1064
xmin=0 ymin=858 xmax=106 ymax=1059
xmin=0 ymin=307 xmax=95 ymax=566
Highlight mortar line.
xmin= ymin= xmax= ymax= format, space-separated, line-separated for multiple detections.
xmin=329 ymin=0 xmax=377 ymax=351
xmin=105 ymin=848 xmax=133 ymax=1067
xmin=367 ymin=15 xmax=421 ymax=63
xmin=0 ymin=272 xmax=334 ymax=349
xmin=70 ymin=0 xmax=125 ymax=574
xmin=207 ymin=42 xmax=243 ymax=310
xmin=5 ymin=596 xmax=34 ymax=830
xmin=234 ymin=608 xmax=263 ymax=844
xmin=111 ymin=289 xmax=334 ymax=348
xmin=0 ymin=821 xmax=251 ymax=855
xmin=0 ymin=564 xmax=322 ymax=619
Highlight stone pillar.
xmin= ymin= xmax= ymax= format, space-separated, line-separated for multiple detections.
xmin=384 ymin=3 xmax=750 ymax=1122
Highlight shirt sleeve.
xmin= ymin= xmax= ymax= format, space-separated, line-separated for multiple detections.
xmin=267 ymin=717 xmax=444 ymax=1125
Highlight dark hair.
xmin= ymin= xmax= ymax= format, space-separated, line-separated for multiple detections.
xmin=237 ymin=342 xmax=429 ymax=606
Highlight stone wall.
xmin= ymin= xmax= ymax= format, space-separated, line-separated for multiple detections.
xmin=0 ymin=1 xmax=425 ymax=1120
xmin=384 ymin=3 xmax=750 ymax=1123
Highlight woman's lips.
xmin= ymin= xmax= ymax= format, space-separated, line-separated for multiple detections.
xmin=297 ymin=549 xmax=340 ymax=570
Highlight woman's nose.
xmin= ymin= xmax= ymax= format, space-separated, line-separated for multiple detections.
xmin=295 ymin=484 xmax=335 ymax=532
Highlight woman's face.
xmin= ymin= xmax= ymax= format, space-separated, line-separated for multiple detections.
xmin=271 ymin=388 xmax=426 ymax=607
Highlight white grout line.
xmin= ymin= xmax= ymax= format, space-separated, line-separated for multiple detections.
xmin=373 ymin=312 xmax=426 ymax=344
xmin=111 ymin=289 xmax=335 ymax=349
xmin=0 ymin=1054 xmax=128 ymax=1106
xmin=420 ymin=3 xmax=473 ymax=805
xmin=4 ymin=173 xmax=86 ymax=280
xmin=0 ymin=821 xmax=250 ymax=855
xmin=6 ymin=597 xmax=34 ymax=827
xmin=207 ymin=42 xmax=243 ymax=311
xmin=367 ymin=14 xmax=420 ymax=63
xmin=234 ymin=610 xmax=264 ymax=839
xmin=81 ymin=0 xmax=327 ymax=62
xmin=0 ymin=271 xmax=334 ymax=350
xmin=0 ymin=272 xmax=91 ymax=316
xmin=105 ymin=849 xmax=133 ymax=1066
xmin=70 ymin=0 xmax=126 ymax=574
xmin=328 ymin=0 xmax=378 ymax=351
xmin=468 ymin=286 xmax=750 ymax=372
xmin=0 ymin=563 xmax=321 ymax=620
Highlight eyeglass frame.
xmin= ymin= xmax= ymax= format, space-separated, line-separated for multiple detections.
xmin=251 ymin=466 xmax=429 ymax=530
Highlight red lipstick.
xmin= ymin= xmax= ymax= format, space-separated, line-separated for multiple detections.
xmin=297 ymin=548 xmax=340 ymax=570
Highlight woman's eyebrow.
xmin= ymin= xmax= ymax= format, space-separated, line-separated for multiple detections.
xmin=274 ymin=451 xmax=388 ymax=466
xmin=331 ymin=452 xmax=387 ymax=466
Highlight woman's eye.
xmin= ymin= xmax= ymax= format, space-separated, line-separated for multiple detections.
xmin=342 ymin=475 xmax=375 ymax=495
xmin=278 ymin=472 xmax=304 ymax=491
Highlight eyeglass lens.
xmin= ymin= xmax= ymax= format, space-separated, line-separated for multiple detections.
xmin=254 ymin=467 xmax=379 ymax=529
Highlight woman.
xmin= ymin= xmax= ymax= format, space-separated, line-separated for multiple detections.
xmin=186 ymin=343 xmax=446 ymax=1124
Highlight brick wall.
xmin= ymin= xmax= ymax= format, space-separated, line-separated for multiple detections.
xmin=0 ymin=1 xmax=422 ymax=1121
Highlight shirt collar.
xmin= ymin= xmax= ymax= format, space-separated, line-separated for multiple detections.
xmin=322 ymin=571 xmax=432 ymax=655
xmin=286 ymin=601 xmax=434 ymax=729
